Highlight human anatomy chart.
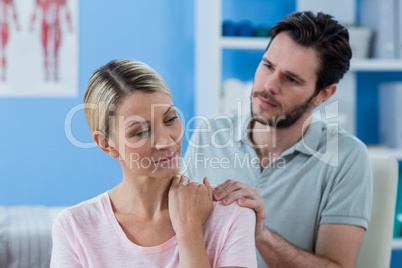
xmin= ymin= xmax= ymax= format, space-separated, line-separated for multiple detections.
xmin=0 ymin=0 xmax=78 ymax=97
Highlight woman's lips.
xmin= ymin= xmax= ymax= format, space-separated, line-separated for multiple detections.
xmin=258 ymin=96 xmax=278 ymax=108
xmin=155 ymin=152 xmax=178 ymax=164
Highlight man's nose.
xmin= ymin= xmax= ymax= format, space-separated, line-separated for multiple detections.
xmin=264 ymin=71 xmax=281 ymax=94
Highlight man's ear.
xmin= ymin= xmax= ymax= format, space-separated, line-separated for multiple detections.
xmin=92 ymin=131 xmax=119 ymax=158
xmin=313 ymin=84 xmax=337 ymax=106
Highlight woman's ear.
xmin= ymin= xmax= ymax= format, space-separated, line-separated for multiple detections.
xmin=313 ymin=84 xmax=337 ymax=106
xmin=92 ymin=131 xmax=119 ymax=158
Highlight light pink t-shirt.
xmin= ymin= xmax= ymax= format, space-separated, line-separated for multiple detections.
xmin=51 ymin=192 xmax=257 ymax=268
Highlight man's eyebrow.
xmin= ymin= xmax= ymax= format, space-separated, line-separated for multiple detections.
xmin=285 ymin=70 xmax=307 ymax=84
xmin=262 ymin=57 xmax=272 ymax=65
xmin=263 ymin=57 xmax=306 ymax=84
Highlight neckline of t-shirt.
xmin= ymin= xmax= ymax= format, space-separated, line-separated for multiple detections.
xmin=101 ymin=191 xmax=178 ymax=254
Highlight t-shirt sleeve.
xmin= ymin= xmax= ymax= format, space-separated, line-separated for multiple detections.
xmin=217 ymin=205 xmax=258 ymax=268
xmin=50 ymin=210 xmax=82 ymax=268
xmin=320 ymin=138 xmax=373 ymax=229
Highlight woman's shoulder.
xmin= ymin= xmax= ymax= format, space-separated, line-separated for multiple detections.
xmin=54 ymin=192 xmax=109 ymax=226
xmin=207 ymin=200 xmax=255 ymax=227
xmin=202 ymin=200 xmax=256 ymax=258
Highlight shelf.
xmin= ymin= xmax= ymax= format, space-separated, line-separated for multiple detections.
xmin=220 ymin=37 xmax=402 ymax=71
xmin=393 ymin=238 xmax=402 ymax=250
xmin=220 ymin=37 xmax=270 ymax=50
xmin=350 ymin=59 xmax=402 ymax=71
xmin=368 ymin=147 xmax=402 ymax=161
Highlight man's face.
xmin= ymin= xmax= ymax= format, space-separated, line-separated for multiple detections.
xmin=251 ymin=32 xmax=320 ymax=128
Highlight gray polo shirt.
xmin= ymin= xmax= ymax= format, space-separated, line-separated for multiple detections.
xmin=182 ymin=112 xmax=372 ymax=268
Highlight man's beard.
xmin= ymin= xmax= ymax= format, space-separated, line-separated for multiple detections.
xmin=251 ymin=91 xmax=316 ymax=128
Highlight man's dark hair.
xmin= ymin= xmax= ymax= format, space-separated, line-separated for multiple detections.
xmin=267 ymin=11 xmax=352 ymax=93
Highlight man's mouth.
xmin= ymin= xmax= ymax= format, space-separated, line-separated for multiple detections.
xmin=257 ymin=95 xmax=279 ymax=108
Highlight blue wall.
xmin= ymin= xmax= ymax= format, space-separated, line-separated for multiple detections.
xmin=0 ymin=0 xmax=296 ymax=207
xmin=0 ymin=0 xmax=195 ymax=206
xmin=0 ymin=0 xmax=396 ymax=208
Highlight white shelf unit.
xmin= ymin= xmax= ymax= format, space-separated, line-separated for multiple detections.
xmin=221 ymin=37 xmax=402 ymax=71
xmin=368 ymin=147 xmax=402 ymax=161
xmin=393 ymin=238 xmax=402 ymax=250
xmin=195 ymin=0 xmax=402 ymax=250
xmin=220 ymin=37 xmax=270 ymax=50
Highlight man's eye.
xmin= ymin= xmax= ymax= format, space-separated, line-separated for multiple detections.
xmin=264 ymin=64 xmax=273 ymax=70
xmin=287 ymin=76 xmax=298 ymax=84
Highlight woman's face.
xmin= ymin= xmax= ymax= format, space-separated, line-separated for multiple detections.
xmin=109 ymin=91 xmax=182 ymax=180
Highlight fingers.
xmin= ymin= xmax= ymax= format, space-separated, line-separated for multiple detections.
xmin=221 ymin=187 xmax=257 ymax=206
xmin=237 ymin=197 xmax=265 ymax=214
xmin=171 ymin=174 xmax=182 ymax=187
xmin=203 ymin=177 xmax=213 ymax=200
xmin=213 ymin=179 xmax=233 ymax=196
xmin=237 ymin=197 xmax=267 ymax=229
xmin=180 ymin=175 xmax=190 ymax=186
xmin=203 ymin=176 xmax=211 ymax=188
xmin=171 ymin=174 xmax=191 ymax=188
xmin=213 ymin=179 xmax=249 ymax=201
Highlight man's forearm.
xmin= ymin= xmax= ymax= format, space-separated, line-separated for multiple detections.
xmin=256 ymin=227 xmax=342 ymax=268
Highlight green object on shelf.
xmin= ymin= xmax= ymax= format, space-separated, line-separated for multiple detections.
xmin=253 ymin=25 xmax=270 ymax=37
xmin=393 ymin=167 xmax=402 ymax=238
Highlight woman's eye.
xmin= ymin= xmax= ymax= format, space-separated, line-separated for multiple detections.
xmin=133 ymin=129 xmax=150 ymax=137
xmin=165 ymin=116 xmax=178 ymax=124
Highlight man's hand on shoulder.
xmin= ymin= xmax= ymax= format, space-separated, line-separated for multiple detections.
xmin=213 ymin=179 xmax=267 ymax=238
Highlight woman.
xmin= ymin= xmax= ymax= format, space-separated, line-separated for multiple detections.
xmin=51 ymin=59 xmax=257 ymax=267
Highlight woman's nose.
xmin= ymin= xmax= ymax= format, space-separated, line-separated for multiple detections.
xmin=153 ymin=129 xmax=175 ymax=150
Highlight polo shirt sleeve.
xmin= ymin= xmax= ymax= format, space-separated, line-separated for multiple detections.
xmin=320 ymin=137 xmax=373 ymax=229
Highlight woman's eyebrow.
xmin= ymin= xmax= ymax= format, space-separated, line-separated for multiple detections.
xmin=127 ymin=120 xmax=150 ymax=129
xmin=163 ymin=105 xmax=175 ymax=116
xmin=126 ymin=105 xmax=174 ymax=129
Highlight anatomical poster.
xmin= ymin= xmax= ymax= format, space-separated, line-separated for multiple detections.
xmin=0 ymin=0 xmax=78 ymax=97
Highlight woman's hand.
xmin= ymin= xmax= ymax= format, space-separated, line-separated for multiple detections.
xmin=213 ymin=179 xmax=267 ymax=239
xmin=168 ymin=174 xmax=213 ymax=235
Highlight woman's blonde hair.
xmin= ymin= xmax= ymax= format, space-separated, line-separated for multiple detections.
xmin=83 ymin=59 xmax=172 ymax=135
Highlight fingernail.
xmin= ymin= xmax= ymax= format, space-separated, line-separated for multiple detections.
xmin=214 ymin=192 xmax=220 ymax=199
xmin=223 ymin=197 xmax=230 ymax=203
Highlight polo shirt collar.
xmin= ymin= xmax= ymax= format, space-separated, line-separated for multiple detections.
xmin=292 ymin=114 xmax=323 ymax=156
xmin=236 ymin=111 xmax=253 ymax=143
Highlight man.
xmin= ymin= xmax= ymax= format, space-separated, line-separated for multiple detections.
xmin=183 ymin=11 xmax=372 ymax=268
